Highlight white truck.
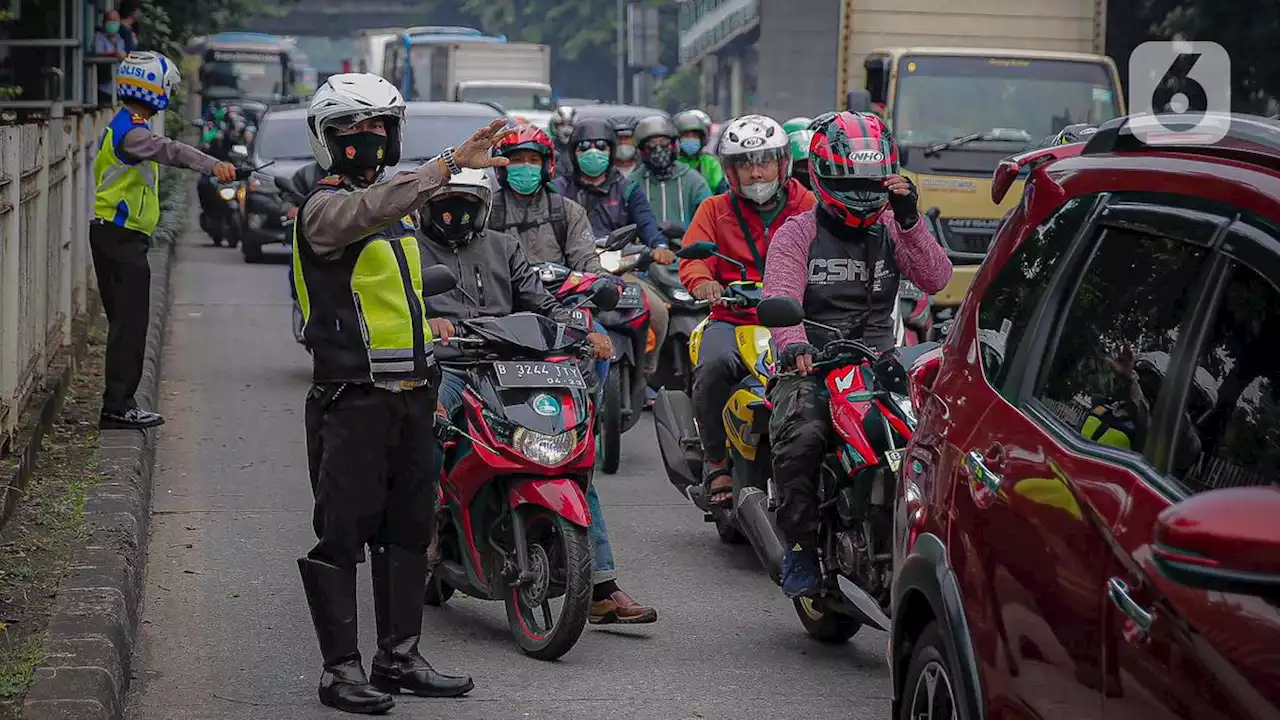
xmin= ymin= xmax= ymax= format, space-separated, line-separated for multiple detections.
xmin=390 ymin=41 xmax=553 ymax=110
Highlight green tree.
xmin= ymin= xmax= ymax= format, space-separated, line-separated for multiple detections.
xmin=1153 ymin=0 xmax=1280 ymax=113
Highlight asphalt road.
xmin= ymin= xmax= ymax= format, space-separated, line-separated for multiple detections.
xmin=124 ymin=228 xmax=893 ymax=720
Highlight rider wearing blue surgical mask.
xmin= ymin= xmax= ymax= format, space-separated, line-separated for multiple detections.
xmin=674 ymin=109 xmax=728 ymax=193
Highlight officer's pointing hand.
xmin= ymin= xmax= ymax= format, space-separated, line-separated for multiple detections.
xmin=454 ymin=118 xmax=517 ymax=169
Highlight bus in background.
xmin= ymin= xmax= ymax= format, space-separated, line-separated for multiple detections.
xmin=186 ymin=33 xmax=305 ymax=111
xmin=380 ymin=26 xmax=506 ymax=101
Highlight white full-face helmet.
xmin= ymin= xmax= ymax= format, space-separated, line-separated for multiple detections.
xmin=306 ymin=73 xmax=406 ymax=172
xmin=116 ymin=51 xmax=181 ymax=112
xmin=717 ymin=114 xmax=792 ymax=204
xmin=424 ymin=168 xmax=494 ymax=247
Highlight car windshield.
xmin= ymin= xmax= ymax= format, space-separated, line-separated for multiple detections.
xmin=455 ymin=86 xmax=555 ymax=112
xmin=254 ymin=110 xmax=500 ymax=161
xmin=893 ymin=55 xmax=1121 ymax=146
xmin=201 ymin=57 xmax=286 ymax=100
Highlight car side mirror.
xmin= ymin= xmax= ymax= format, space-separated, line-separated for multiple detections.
xmin=591 ymin=280 xmax=620 ymax=311
xmin=756 ymin=297 xmax=804 ymax=328
xmin=1154 ymin=486 xmax=1280 ymax=603
xmin=605 ymin=224 xmax=638 ymax=251
xmin=421 ymin=264 xmax=458 ymax=297
xmin=675 ymin=240 xmax=716 ymax=260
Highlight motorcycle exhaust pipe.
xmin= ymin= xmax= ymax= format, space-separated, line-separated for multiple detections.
xmin=735 ymin=487 xmax=786 ymax=585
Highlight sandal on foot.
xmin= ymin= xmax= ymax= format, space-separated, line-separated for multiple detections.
xmin=704 ymin=467 xmax=734 ymax=507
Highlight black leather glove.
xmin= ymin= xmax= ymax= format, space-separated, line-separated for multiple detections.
xmin=887 ymin=176 xmax=920 ymax=228
xmin=779 ymin=342 xmax=818 ymax=371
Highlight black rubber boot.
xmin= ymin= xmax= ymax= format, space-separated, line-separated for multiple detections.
xmin=297 ymin=558 xmax=395 ymax=714
xmin=369 ymin=544 xmax=475 ymax=697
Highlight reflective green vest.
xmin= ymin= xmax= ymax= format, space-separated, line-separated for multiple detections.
xmin=94 ymin=108 xmax=160 ymax=235
xmin=292 ymin=183 xmax=436 ymax=383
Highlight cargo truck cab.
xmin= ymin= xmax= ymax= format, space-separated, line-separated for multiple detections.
xmin=850 ymin=47 xmax=1124 ymax=328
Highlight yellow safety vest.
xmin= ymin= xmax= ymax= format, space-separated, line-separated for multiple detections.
xmin=94 ymin=108 xmax=160 ymax=236
xmin=292 ymin=183 xmax=436 ymax=384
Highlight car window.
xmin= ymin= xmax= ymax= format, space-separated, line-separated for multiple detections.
xmin=1033 ymin=228 xmax=1208 ymax=455
xmin=1174 ymin=262 xmax=1280 ymax=491
xmin=977 ymin=195 xmax=1095 ymax=389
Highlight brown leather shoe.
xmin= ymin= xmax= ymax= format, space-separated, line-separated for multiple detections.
xmin=589 ymin=590 xmax=658 ymax=625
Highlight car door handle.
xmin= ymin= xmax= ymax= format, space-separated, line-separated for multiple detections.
xmin=1108 ymin=577 xmax=1154 ymax=638
xmin=965 ymin=449 xmax=1003 ymax=494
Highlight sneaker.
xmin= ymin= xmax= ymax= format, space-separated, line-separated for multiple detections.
xmin=781 ymin=543 xmax=822 ymax=598
xmin=100 ymin=407 xmax=165 ymax=430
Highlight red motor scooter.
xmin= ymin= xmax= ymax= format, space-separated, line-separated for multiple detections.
xmin=424 ymin=311 xmax=613 ymax=661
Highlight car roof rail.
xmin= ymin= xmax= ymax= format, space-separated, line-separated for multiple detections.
xmin=1081 ymin=112 xmax=1280 ymax=170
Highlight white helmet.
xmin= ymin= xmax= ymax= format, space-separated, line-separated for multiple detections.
xmin=306 ymin=73 xmax=406 ymax=172
xmin=116 ymin=51 xmax=181 ymax=112
xmin=717 ymin=114 xmax=792 ymax=204
xmin=424 ymin=168 xmax=494 ymax=245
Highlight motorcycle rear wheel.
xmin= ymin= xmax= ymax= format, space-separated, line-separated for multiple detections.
xmin=794 ymin=597 xmax=861 ymax=643
xmin=600 ymin=365 xmax=622 ymax=474
xmin=503 ymin=508 xmax=592 ymax=661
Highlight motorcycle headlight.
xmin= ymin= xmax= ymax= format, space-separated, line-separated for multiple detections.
xmin=599 ymin=251 xmax=622 ymax=274
xmin=672 ymin=289 xmax=693 ymax=302
xmin=218 ymin=187 xmax=236 ymax=200
xmin=514 ymin=427 xmax=577 ymax=467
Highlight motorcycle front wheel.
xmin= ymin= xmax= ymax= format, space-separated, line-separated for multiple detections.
xmin=600 ymin=365 xmax=622 ymax=474
xmin=794 ymin=597 xmax=861 ymax=643
xmin=503 ymin=507 xmax=592 ymax=661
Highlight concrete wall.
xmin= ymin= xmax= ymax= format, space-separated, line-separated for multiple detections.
xmin=753 ymin=0 xmax=842 ymax=119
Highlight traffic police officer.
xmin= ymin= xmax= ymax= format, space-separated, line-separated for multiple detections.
xmin=292 ymin=73 xmax=513 ymax=714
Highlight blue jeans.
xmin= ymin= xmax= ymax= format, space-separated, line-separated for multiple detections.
xmin=436 ymin=368 xmax=616 ymax=584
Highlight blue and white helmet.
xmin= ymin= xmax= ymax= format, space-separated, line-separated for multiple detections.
xmin=116 ymin=51 xmax=181 ymax=112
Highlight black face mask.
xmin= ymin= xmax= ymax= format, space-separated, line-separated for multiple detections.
xmin=427 ymin=194 xmax=483 ymax=247
xmin=643 ymin=144 xmax=676 ymax=177
xmin=333 ymin=131 xmax=388 ymax=175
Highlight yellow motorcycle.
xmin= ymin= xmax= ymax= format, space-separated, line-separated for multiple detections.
xmin=651 ymin=241 xmax=788 ymax=582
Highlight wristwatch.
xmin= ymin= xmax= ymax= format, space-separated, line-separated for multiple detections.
xmin=440 ymin=146 xmax=461 ymax=176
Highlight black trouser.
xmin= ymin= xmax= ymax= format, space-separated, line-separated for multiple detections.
xmin=303 ymin=378 xmax=440 ymax=569
xmin=90 ymin=221 xmax=152 ymax=415
xmin=767 ymin=374 xmax=829 ymax=545
xmin=692 ymin=321 xmax=750 ymax=464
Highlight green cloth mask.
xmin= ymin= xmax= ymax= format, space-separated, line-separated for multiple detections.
xmin=577 ymin=148 xmax=610 ymax=177
xmin=105 ymin=21 xmax=120 ymax=33
xmin=506 ymin=163 xmax=543 ymax=195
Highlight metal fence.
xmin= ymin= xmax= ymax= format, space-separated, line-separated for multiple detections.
xmin=0 ymin=108 xmax=115 ymax=450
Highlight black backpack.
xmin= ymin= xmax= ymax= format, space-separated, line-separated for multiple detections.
xmin=489 ymin=191 xmax=570 ymax=253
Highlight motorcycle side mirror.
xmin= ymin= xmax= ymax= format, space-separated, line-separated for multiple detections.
xmin=421 ymin=264 xmax=458 ymax=297
xmin=605 ymin=224 xmax=639 ymax=251
xmin=230 ymin=144 xmax=249 ymax=160
xmin=756 ymin=297 xmax=805 ymax=328
xmin=659 ymin=222 xmax=685 ymax=240
xmin=190 ymin=118 xmax=205 ymax=128
xmin=591 ymin=280 xmax=620 ymax=311
xmin=676 ymin=240 xmax=716 ymax=260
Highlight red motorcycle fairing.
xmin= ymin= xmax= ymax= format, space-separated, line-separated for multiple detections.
xmin=825 ymin=363 xmax=913 ymax=473
xmin=440 ymin=384 xmax=595 ymax=583
xmin=509 ymin=478 xmax=592 ymax=528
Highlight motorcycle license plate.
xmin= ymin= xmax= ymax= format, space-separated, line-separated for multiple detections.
xmin=569 ymin=308 xmax=591 ymax=328
xmin=492 ymin=361 xmax=586 ymax=389
xmin=884 ymin=449 xmax=906 ymax=474
xmin=899 ymin=281 xmax=924 ymax=301
xmin=614 ymin=284 xmax=644 ymax=309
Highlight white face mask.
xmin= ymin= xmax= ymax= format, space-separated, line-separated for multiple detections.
xmin=740 ymin=179 xmax=780 ymax=204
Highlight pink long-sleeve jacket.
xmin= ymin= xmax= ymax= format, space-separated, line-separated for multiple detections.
xmin=763 ymin=207 xmax=953 ymax=353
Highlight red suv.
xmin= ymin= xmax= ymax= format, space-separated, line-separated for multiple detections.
xmin=890 ymin=113 xmax=1280 ymax=720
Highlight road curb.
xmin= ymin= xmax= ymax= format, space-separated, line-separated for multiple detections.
xmin=22 ymin=183 xmax=190 ymax=720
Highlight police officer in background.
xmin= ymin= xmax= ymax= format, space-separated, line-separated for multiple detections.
xmin=92 ymin=51 xmax=236 ymax=430
xmin=291 ymin=72 xmax=513 ymax=714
